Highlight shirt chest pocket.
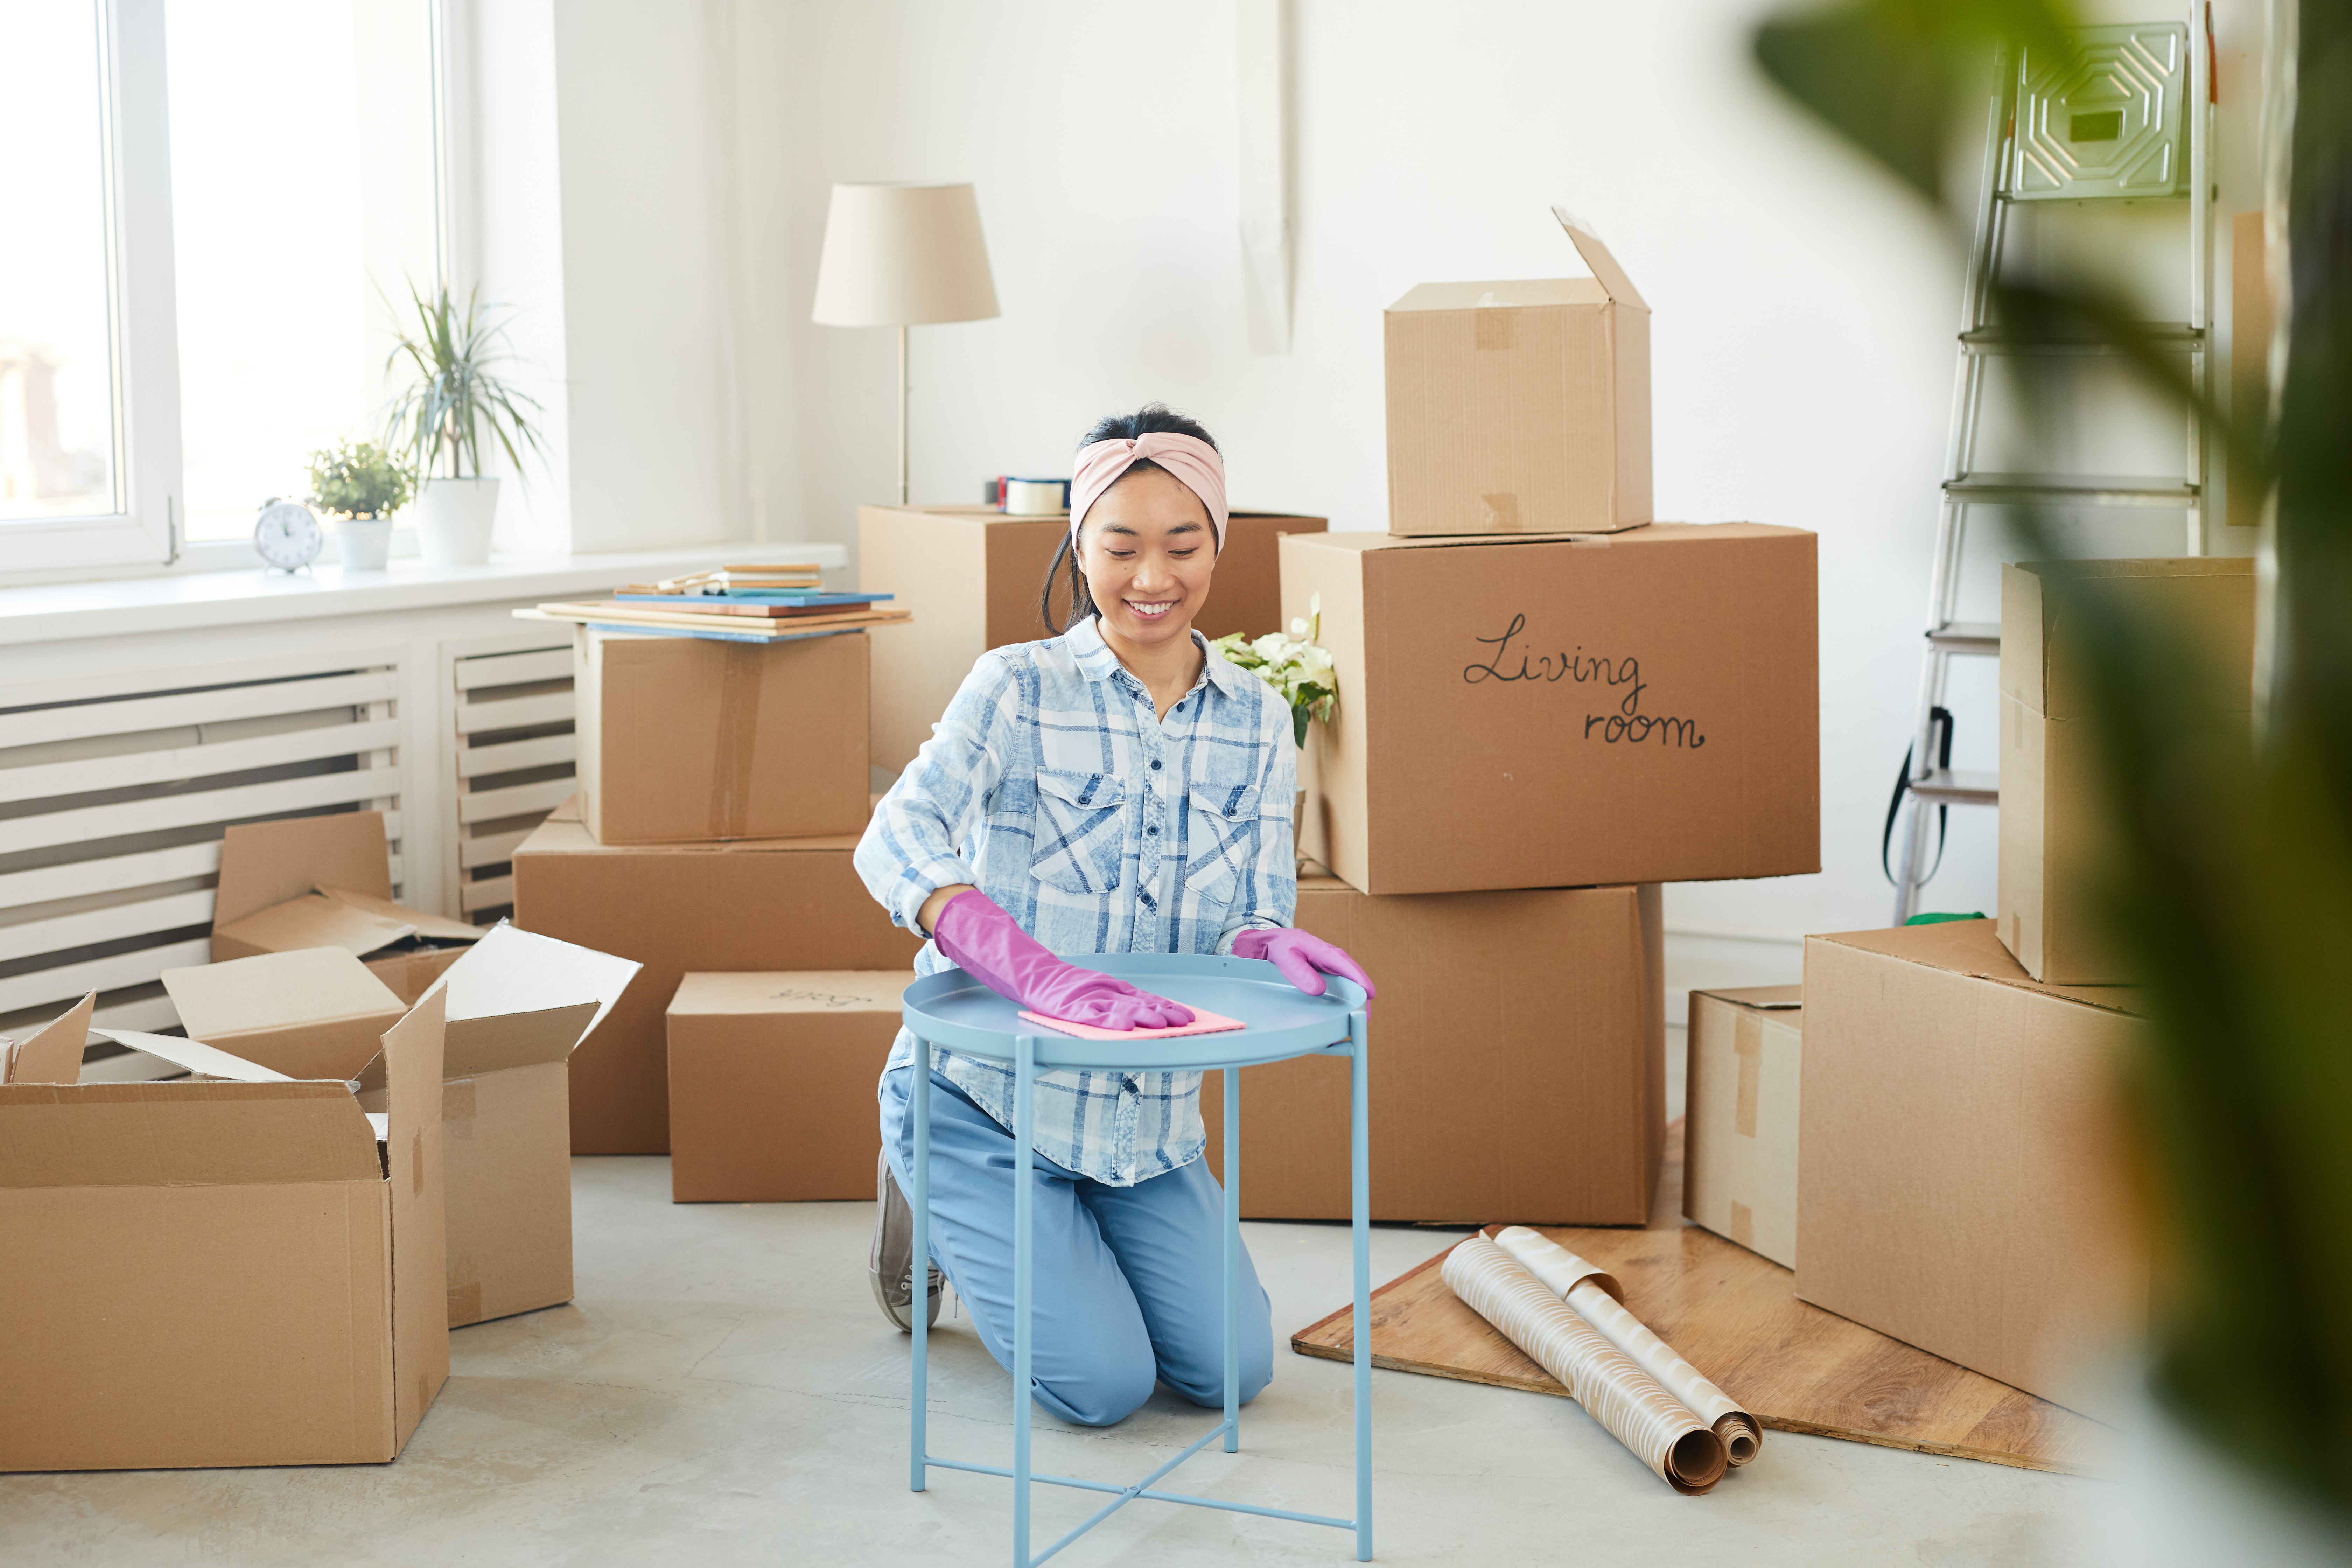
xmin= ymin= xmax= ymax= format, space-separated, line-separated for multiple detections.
xmin=1029 ymin=769 xmax=1127 ymax=895
xmin=1182 ymin=777 xmax=1263 ymax=909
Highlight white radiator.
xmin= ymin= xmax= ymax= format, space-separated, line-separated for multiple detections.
xmin=443 ymin=634 xmax=578 ymax=925
xmin=0 ymin=649 xmax=410 ymax=1043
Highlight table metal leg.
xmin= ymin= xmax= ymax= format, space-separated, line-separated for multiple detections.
xmin=1350 ymin=1014 xmax=1373 ymax=1562
xmin=1013 ymin=1035 xmax=1037 ymax=1568
xmin=1223 ymin=1066 xmax=1241 ymax=1455
xmin=911 ymin=1039 xmax=930 ymax=1494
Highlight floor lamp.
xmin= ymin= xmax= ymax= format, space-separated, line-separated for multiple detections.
xmin=810 ymin=182 xmax=1000 ymax=504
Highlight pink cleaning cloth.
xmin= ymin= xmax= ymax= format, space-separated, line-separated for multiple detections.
xmin=1017 ymin=1006 xmax=1246 ymax=1042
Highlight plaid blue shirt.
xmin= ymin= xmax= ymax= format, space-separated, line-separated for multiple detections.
xmin=857 ymin=616 xmax=1297 ymax=1186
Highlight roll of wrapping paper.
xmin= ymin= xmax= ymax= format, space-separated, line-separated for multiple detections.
xmin=1442 ymin=1237 xmax=1728 ymax=1494
xmin=1493 ymin=1226 xmax=1764 ymax=1466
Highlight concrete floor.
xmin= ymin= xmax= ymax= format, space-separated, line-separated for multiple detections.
xmin=2 ymin=1157 xmax=2101 ymax=1567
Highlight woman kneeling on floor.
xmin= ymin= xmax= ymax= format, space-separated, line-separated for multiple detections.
xmin=852 ymin=404 xmax=1374 ymax=1428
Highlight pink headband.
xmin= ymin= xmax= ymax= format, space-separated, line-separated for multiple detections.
xmin=1069 ymin=433 xmax=1228 ymax=550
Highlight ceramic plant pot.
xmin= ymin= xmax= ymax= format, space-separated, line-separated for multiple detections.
xmin=415 ymin=476 xmax=500 ymax=566
xmin=337 ymin=516 xmax=394 ymax=571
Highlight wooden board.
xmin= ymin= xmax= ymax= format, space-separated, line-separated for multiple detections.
xmin=1292 ymin=1121 xmax=2115 ymax=1476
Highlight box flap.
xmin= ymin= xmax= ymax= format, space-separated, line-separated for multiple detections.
xmin=1811 ymin=919 xmax=2145 ymax=1016
xmin=215 ymin=892 xmax=414 ymax=960
xmin=212 ymin=811 xmax=395 ymax=930
xmin=1288 ymin=521 xmax=1804 ymax=558
xmin=163 ymin=947 xmax=408 ymax=1040
xmin=94 ymin=1028 xmax=295 ymax=1083
xmin=1552 ymin=207 xmax=1647 ymax=311
xmin=382 ymin=989 xmax=450 ymax=1451
xmin=1387 ymin=278 xmax=1610 ymax=314
xmin=321 ymin=888 xmax=485 ymax=946
xmin=0 ymin=1079 xmax=377 ymax=1187
xmin=432 ymin=923 xmax=640 ymax=1044
xmin=354 ymin=1001 xmax=601 ymax=1091
xmin=1694 ymin=983 xmax=1803 ymax=1011
xmin=4 ymin=993 xmax=94 ymax=1085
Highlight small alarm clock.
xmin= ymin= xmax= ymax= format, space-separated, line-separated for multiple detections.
xmin=254 ymin=498 xmax=324 ymax=573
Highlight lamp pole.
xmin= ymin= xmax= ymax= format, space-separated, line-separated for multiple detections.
xmin=897 ymin=324 xmax=910 ymax=505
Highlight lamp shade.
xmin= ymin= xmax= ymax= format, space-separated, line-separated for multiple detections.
xmin=810 ymin=182 xmax=1000 ymax=327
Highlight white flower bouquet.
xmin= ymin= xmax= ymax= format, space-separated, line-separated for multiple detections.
xmin=1210 ymin=594 xmax=1337 ymax=748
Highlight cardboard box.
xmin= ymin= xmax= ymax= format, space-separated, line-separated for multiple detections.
xmin=210 ymin=810 xmax=480 ymax=1002
xmin=1198 ymin=868 xmax=1664 ymax=1224
xmin=1998 ymin=559 xmax=2255 ymax=983
xmin=667 ymin=969 xmax=915 ymax=1202
xmin=1682 ymin=985 xmax=1802 ymax=1268
xmin=0 ymin=991 xmax=448 ymax=1471
xmin=1384 ymin=211 xmax=1650 ymax=536
xmin=573 ymin=625 xmax=872 ymax=845
xmin=354 ymin=924 xmax=640 ymax=1326
xmin=859 ymin=504 xmax=1329 ymax=772
xmin=163 ymin=947 xmax=408 ymax=1080
xmin=1796 ymin=918 xmax=2144 ymax=1418
xmin=1280 ymin=524 xmax=1819 ymax=894
xmin=511 ymin=799 xmax=922 ymax=1153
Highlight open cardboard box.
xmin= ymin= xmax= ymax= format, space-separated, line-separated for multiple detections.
xmin=354 ymin=923 xmax=639 ymax=1326
xmin=163 ymin=947 xmax=410 ymax=1080
xmin=0 ymin=991 xmax=449 ymax=1471
xmin=211 ymin=810 xmax=482 ymax=1003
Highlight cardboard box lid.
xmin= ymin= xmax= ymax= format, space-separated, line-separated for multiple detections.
xmin=1809 ymin=918 xmax=2144 ymax=1016
xmin=1283 ymin=520 xmax=1805 ymax=558
xmin=94 ymin=1027 xmax=295 ymax=1084
xmin=524 ymin=797 xmax=866 ymax=855
xmin=668 ymin=969 xmax=916 ymax=1017
xmin=162 ymin=947 xmax=408 ymax=1042
xmin=2001 ymin=558 xmax=2256 ymax=718
xmin=211 ymin=810 xmax=482 ymax=957
xmin=1 ymin=993 xmax=94 ymax=1085
xmin=354 ymin=923 xmax=639 ymax=1087
xmin=1694 ymin=984 xmax=1803 ymax=1011
xmin=1388 ymin=208 xmax=1647 ymax=316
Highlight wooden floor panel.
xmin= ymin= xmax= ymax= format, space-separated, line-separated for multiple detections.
xmin=1290 ymin=1122 xmax=2114 ymax=1476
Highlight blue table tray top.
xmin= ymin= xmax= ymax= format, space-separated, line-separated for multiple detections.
xmin=901 ymin=953 xmax=1374 ymax=1565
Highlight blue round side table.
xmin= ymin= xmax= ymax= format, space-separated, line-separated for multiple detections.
xmin=901 ymin=952 xmax=1373 ymax=1566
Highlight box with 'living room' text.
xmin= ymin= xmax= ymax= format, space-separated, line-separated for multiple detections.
xmin=1198 ymin=868 xmax=1664 ymax=1225
xmin=512 ymin=798 xmax=920 ymax=1153
xmin=859 ymin=504 xmax=1328 ymax=774
xmin=1280 ymin=524 xmax=1819 ymax=895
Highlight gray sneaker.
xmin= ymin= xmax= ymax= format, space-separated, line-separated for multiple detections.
xmin=871 ymin=1149 xmax=945 ymax=1331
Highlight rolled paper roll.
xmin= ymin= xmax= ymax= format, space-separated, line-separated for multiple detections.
xmin=1443 ymin=1236 xmax=1727 ymax=1495
xmin=1495 ymin=1226 xmax=1763 ymax=1466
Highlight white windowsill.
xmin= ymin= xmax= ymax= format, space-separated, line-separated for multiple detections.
xmin=0 ymin=543 xmax=849 ymax=648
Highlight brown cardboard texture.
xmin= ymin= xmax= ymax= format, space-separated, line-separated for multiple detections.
xmin=1683 ymin=985 xmax=1802 ymax=1268
xmin=573 ymin=625 xmax=870 ymax=845
xmin=667 ymin=970 xmax=915 ymax=1201
xmin=1998 ymin=559 xmax=2254 ymax=983
xmin=2 ymin=992 xmax=95 ymax=1085
xmin=210 ymin=810 xmax=481 ymax=995
xmin=355 ymin=923 xmax=639 ymax=1326
xmin=1796 ymin=918 xmax=2145 ymax=1420
xmin=1281 ymin=524 xmax=1819 ymax=894
xmin=513 ymin=800 xmax=921 ymax=1152
xmin=163 ymin=947 xmax=407 ymax=1080
xmin=0 ymin=989 xmax=448 ymax=1472
xmin=1384 ymin=210 xmax=1651 ymax=536
xmin=1198 ymin=869 xmax=1664 ymax=1223
xmin=859 ymin=504 xmax=1329 ymax=772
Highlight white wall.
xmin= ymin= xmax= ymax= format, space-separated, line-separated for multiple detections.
xmin=492 ymin=0 xmax=2269 ymax=954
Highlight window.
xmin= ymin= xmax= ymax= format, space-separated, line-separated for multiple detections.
xmin=0 ymin=0 xmax=440 ymax=573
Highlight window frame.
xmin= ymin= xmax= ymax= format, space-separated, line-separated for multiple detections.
xmin=2 ymin=0 xmax=184 ymax=574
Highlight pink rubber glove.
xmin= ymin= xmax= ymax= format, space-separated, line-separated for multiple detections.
xmin=932 ymin=890 xmax=1195 ymax=1031
xmin=1232 ymin=928 xmax=1377 ymax=1000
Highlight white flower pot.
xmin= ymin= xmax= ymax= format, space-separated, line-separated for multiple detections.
xmin=336 ymin=516 xmax=394 ymax=571
xmin=415 ymin=476 xmax=500 ymax=566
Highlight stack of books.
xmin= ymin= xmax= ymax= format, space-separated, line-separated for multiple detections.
xmin=521 ymin=563 xmax=912 ymax=643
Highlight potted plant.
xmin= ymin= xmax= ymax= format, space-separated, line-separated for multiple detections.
xmin=1210 ymin=593 xmax=1339 ymax=835
xmin=304 ymin=438 xmax=412 ymax=570
xmin=382 ymin=281 xmax=545 ymax=566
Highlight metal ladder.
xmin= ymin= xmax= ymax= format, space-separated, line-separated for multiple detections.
xmin=1889 ymin=5 xmax=2213 ymax=922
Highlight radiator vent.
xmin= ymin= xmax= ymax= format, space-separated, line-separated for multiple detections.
xmin=0 ymin=651 xmax=407 ymax=1043
xmin=447 ymin=638 xmax=576 ymax=925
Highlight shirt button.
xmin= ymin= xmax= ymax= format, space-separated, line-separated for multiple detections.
xmin=1150 ymin=760 xmax=1162 ymax=770
xmin=1147 ymin=825 xmax=1158 ymax=836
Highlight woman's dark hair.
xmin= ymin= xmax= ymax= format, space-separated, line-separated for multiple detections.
xmin=1040 ymin=404 xmax=1220 ymax=634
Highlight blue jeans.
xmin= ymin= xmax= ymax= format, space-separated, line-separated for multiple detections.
xmin=881 ymin=1065 xmax=1274 ymax=1428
